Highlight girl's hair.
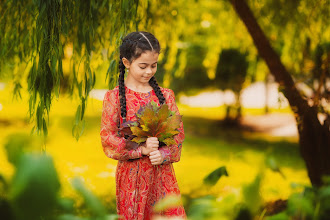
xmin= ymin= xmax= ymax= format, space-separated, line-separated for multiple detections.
xmin=118 ymin=31 xmax=166 ymax=119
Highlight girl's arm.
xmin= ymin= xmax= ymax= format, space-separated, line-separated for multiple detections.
xmin=159 ymin=89 xmax=185 ymax=164
xmin=100 ymin=90 xmax=142 ymax=160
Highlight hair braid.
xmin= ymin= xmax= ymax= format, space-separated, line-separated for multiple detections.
xmin=149 ymin=76 xmax=166 ymax=105
xmin=118 ymin=58 xmax=127 ymax=119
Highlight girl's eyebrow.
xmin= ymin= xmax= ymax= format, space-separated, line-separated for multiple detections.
xmin=138 ymin=62 xmax=158 ymax=65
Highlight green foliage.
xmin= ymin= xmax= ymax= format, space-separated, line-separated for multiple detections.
xmin=265 ymin=155 xmax=285 ymax=178
xmin=0 ymin=133 xmax=116 ymax=220
xmin=9 ymin=153 xmax=61 ymax=220
xmin=215 ymin=49 xmax=248 ymax=93
xmin=265 ymin=181 xmax=330 ymax=220
xmin=71 ymin=177 xmax=107 ymax=219
xmin=242 ymin=173 xmax=263 ymax=215
xmin=170 ymin=44 xmax=212 ymax=95
xmin=4 ymin=133 xmax=42 ymax=166
xmin=0 ymin=0 xmax=141 ymax=139
xmin=153 ymin=194 xmax=182 ymax=212
xmin=187 ymin=195 xmax=218 ymax=220
xmin=203 ymin=166 xmax=228 ymax=187
xmin=265 ymin=212 xmax=289 ymax=220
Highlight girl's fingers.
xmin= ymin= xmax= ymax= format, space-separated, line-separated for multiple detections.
xmin=148 ymin=143 xmax=159 ymax=147
xmin=149 ymin=154 xmax=160 ymax=159
xmin=147 ymin=137 xmax=158 ymax=143
xmin=150 ymin=159 xmax=161 ymax=164
xmin=148 ymin=139 xmax=159 ymax=144
xmin=149 ymin=150 xmax=160 ymax=156
xmin=146 ymin=143 xmax=159 ymax=149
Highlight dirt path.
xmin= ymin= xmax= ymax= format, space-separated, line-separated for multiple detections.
xmin=241 ymin=113 xmax=298 ymax=137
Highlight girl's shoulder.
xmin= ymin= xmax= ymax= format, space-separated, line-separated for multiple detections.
xmin=103 ymin=86 xmax=120 ymax=101
xmin=159 ymin=86 xmax=175 ymax=98
xmin=159 ymin=86 xmax=174 ymax=94
xmin=159 ymin=86 xmax=173 ymax=95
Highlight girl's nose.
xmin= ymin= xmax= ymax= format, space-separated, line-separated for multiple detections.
xmin=146 ymin=68 xmax=152 ymax=74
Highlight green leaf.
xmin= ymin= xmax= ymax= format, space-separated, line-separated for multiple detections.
xmin=153 ymin=194 xmax=181 ymax=212
xmin=71 ymin=177 xmax=107 ymax=217
xmin=242 ymin=173 xmax=263 ymax=214
xmin=56 ymin=214 xmax=89 ymax=220
xmin=81 ymin=97 xmax=86 ymax=120
xmin=9 ymin=153 xmax=60 ymax=220
xmin=266 ymin=156 xmax=285 ymax=178
xmin=203 ymin=166 xmax=228 ymax=187
xmin=75 ymin=105 xmax=81 ymax=125
xmin=0 ymin=174 xmax=8 ymax=192
xmin=43 ymin=118 xmax=48 ymax=137
xmin=4 ymin=133 xmax=41 ymax=166
xmin=187 ymin=195 xmax=217 ymax=219
xmin=265 ymin=212 xmax=289 ymax=220
xmin=56 ymin=198 xmax=75 ymax=213
xmin=287 ymin=193 xmax=314 ymax=217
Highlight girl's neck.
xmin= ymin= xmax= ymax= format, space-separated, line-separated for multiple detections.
xmin=124 ymin=80 xmax=153 ymax=93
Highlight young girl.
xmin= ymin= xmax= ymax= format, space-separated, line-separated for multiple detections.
xmin=100 ymin=31 xmax=186 ymax=219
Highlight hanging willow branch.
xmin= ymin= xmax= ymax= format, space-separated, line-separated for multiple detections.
xmin=0 ymin=0 xmax=141 ymax=140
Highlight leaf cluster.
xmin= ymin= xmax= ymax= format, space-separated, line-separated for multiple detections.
xmin=119 ymin=101 xmax=182 ymax=149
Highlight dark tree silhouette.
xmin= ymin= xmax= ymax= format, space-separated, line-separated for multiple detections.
xmin=230 ymin=0 xmax=330 ymax=187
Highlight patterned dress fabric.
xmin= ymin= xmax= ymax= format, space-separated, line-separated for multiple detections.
xmin=100 ymin=85 xmax=186 ymax=219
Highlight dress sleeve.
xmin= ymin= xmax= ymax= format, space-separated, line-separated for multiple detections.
xmin=159 ymin=89 xmax=185 ymax=164
xmin=100 ymin=90 xmax=142 ymax=160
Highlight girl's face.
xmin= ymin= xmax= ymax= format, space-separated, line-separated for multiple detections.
xmin=123 ymin=50 xmax=159 ymax=85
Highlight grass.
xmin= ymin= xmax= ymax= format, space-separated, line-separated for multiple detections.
xmin=0 ymin=86 xmax=310 ymax=215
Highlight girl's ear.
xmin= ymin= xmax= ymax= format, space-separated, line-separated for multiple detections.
xmin=122 ymin=57 xmax=131 ymax=69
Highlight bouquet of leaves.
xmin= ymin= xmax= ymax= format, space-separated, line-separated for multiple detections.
xmin=119 ymin=101 xmax=182 ymax=150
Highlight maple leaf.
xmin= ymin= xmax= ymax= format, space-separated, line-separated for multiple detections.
xmin=122 ymin=101 xmax=182 ymax=149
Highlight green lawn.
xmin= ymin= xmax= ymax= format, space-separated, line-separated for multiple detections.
xmin=0 ymin=87 xmax=310 ymax=217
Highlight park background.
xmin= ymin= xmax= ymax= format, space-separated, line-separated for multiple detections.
xmin=0 ymin=0 xmax=329 ymax=219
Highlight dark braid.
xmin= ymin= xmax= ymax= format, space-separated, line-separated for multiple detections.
xmin=118 ymin=31 xmax=165 ymax=118
xmin=118 ymin=56 xmax=127 ymax=119
xmin=149 ymin=76 xmax=165 ymax=104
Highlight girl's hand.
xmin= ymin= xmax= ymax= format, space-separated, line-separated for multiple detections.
xmin=141 ymin=137 xmax=159 ymax=156
xmin=149 ymin=150 xmax=164 ymax=165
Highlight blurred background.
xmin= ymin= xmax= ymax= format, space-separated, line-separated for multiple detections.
xmin=0 ymin=0 xmax=329 ymax=219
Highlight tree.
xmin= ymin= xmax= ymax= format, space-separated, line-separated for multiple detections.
xmin=229 ymin=0 xmax=330 ymax=187
xmin=0 ymin=0 xmax=179 ymax=140
xmin=215 ymin=49 xmax=248 ymax=121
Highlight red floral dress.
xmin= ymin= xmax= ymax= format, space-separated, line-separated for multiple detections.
xmin=100 ymin=85 xmax=186 ymax=220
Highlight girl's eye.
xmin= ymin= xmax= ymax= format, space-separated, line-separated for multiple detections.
xmin=139 ymin=65 xmax=157 ymax=69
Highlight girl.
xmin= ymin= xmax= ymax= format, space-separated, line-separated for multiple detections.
xmin=100 ymin=31 xmax=186 ymax=219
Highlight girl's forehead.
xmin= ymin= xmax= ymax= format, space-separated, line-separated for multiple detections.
xmin=134 ymin=51 xmax=159 ymax=63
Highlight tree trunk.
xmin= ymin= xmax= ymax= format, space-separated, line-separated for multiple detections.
xmin=230 ymin=0 xmax=330 ymax=187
